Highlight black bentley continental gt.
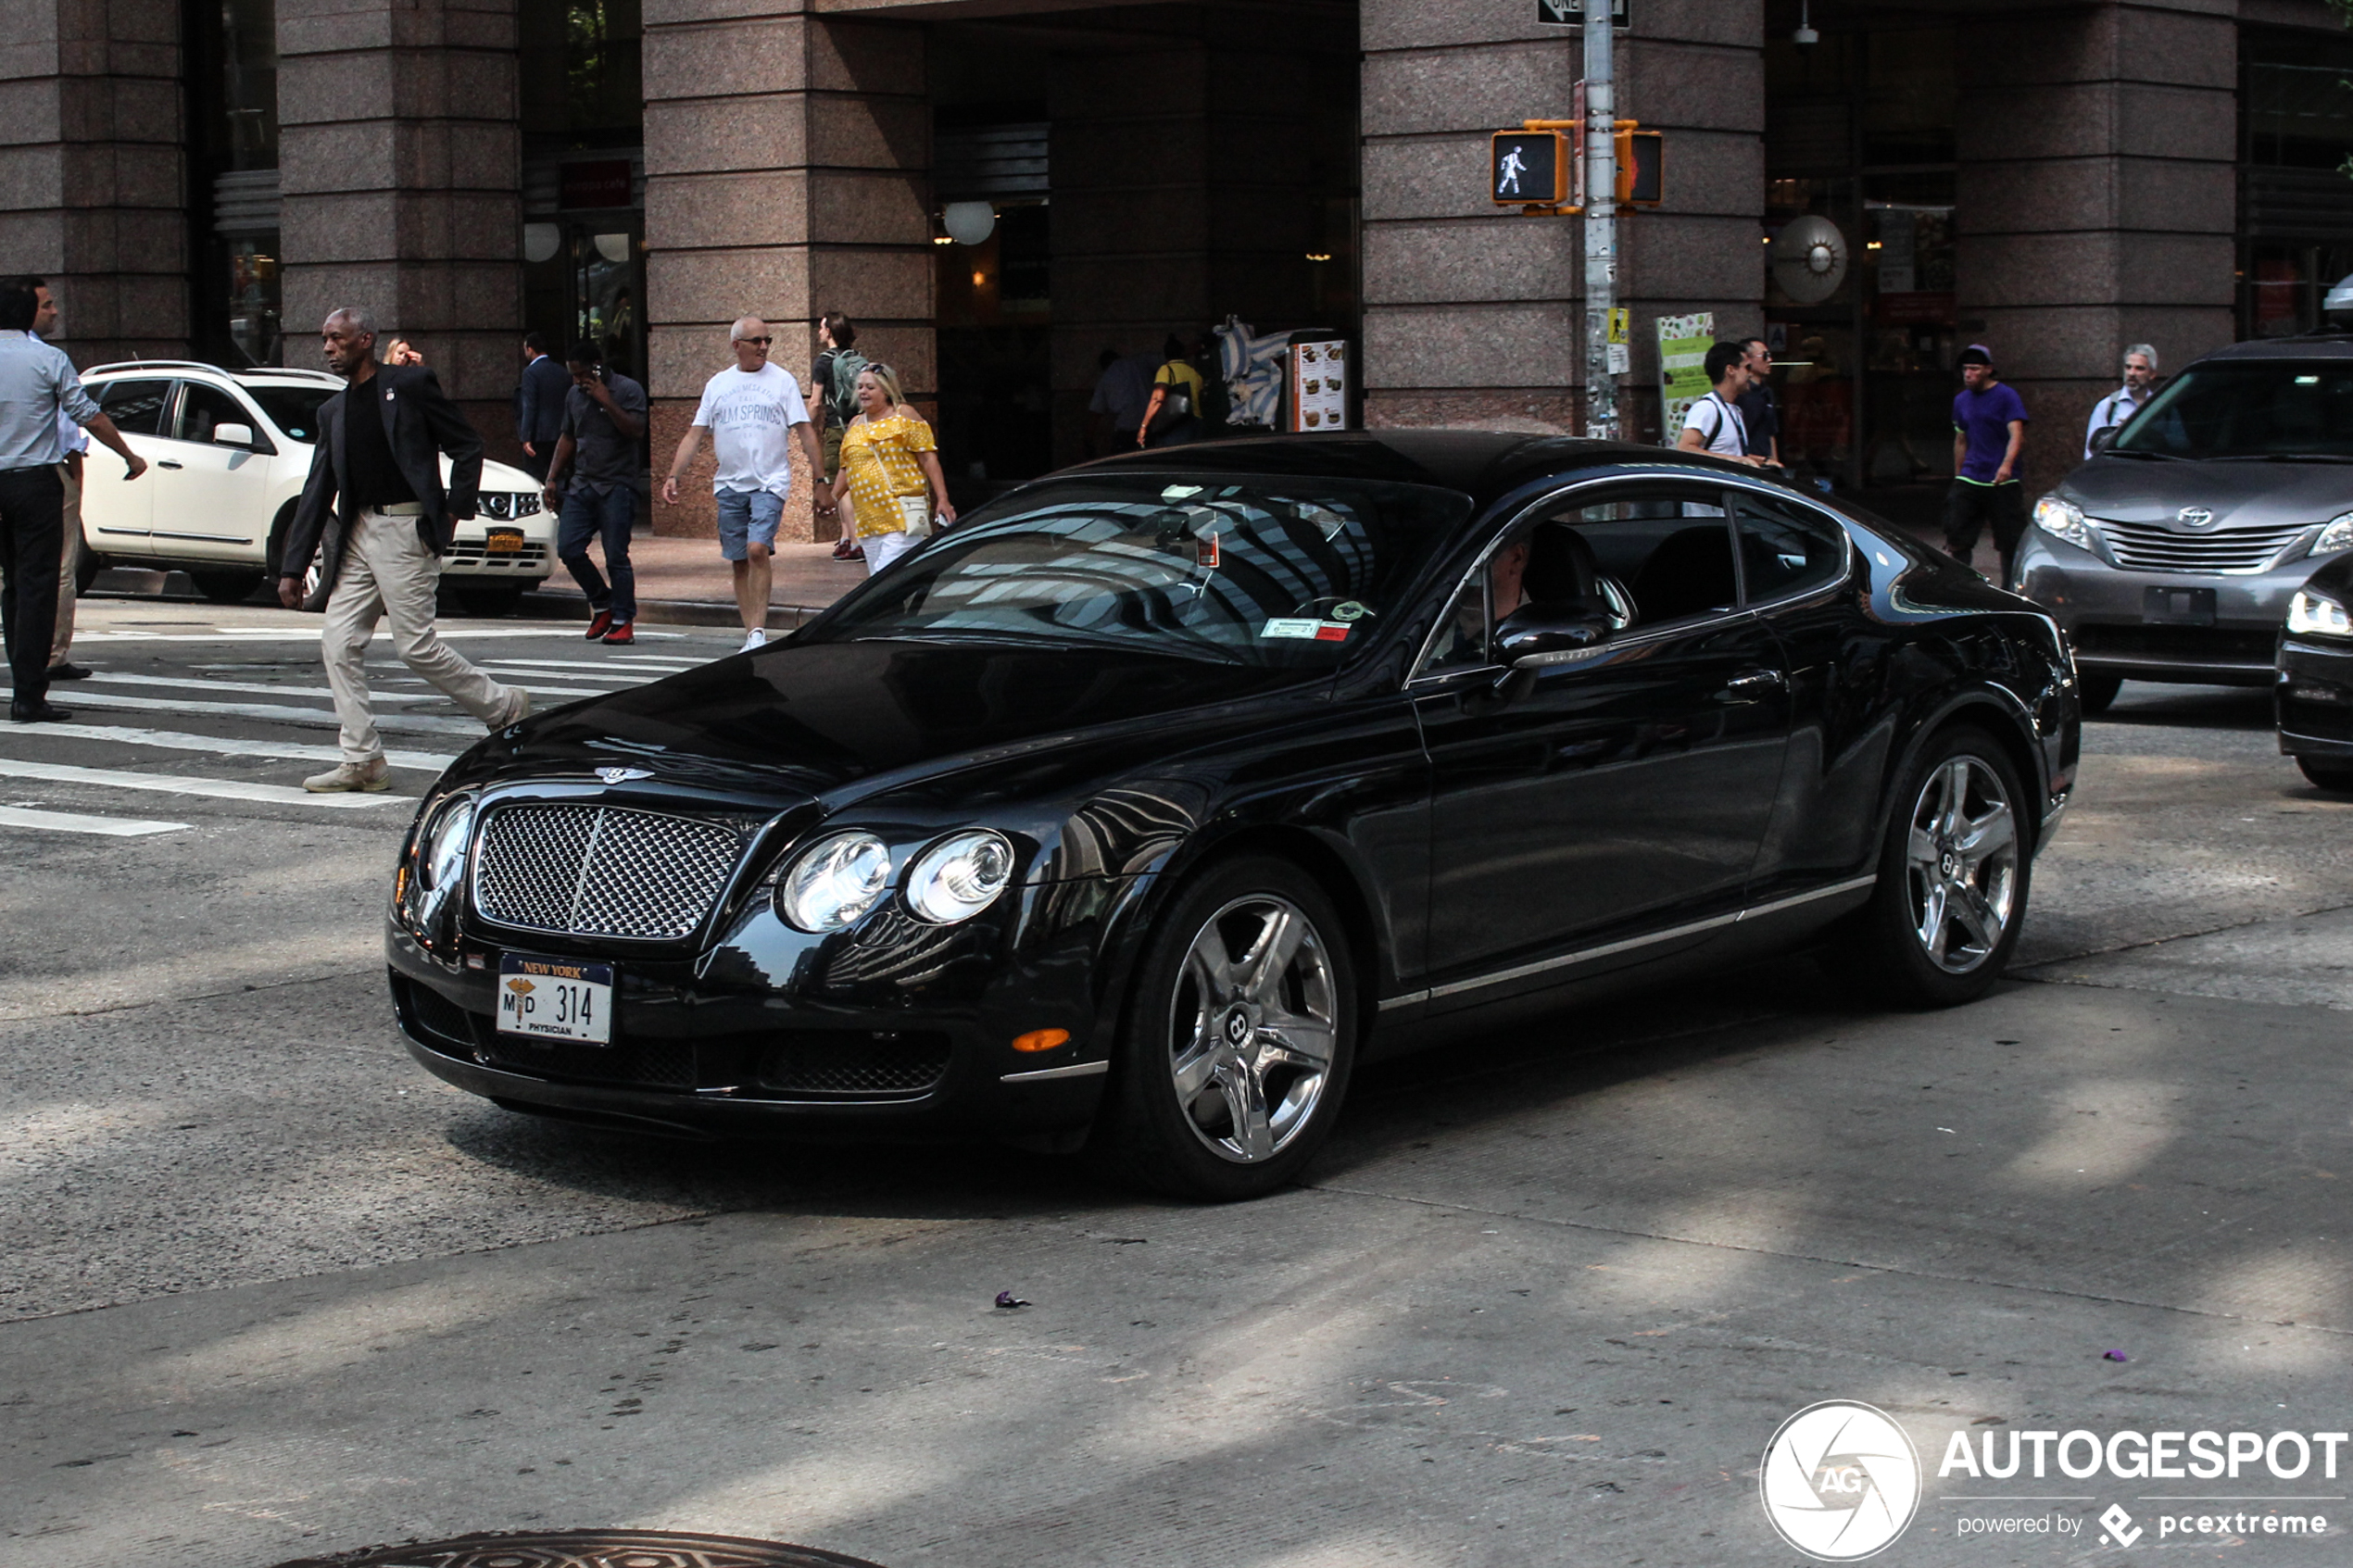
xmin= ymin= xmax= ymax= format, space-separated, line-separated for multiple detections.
xmin=388 ymin=433 xmax=2081 ymax=1198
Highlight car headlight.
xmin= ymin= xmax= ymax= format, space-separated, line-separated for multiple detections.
xmin=904 ymin=830 xmax=1015 ymax=924
xmin=420 ymin=795 xmax=476 ymax=893
xmin=2288 ymin=587 xmax=2353 ymax=638
xmin=2032 ymin=495 xmax=2096 ymax=552
xmin=777 ymin=832 xmax=892 ymax=932
xmin=2310 ymin=511 xmax=2353 ymax=558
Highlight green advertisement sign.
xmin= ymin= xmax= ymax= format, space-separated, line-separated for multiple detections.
xmin=1655 ymin=311 xmax=1715 ymax=443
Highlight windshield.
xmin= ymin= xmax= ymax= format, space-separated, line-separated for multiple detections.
xmin=243 ymin=384 xmax=333 ymax=444
xmin=2114 ymin=362 xmax=2353 ymax=459
xmin=801 ymin=473 xmax=1472 ymax=666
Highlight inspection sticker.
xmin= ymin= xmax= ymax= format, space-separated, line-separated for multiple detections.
xmin=1262 ymin=619 xmax=1353 ymax=642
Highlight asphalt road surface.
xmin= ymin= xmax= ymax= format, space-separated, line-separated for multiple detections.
xmin=6 ymin=592 xmax=2352 ymax=1567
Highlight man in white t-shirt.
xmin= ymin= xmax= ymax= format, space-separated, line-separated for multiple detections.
xmin=660 ymin=316 xmax=832 ymax=652
xmin=1675 ymin=341 xmax=1770 ymax=467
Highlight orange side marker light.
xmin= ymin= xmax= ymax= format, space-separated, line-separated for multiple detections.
xmin=1013 ymin=1028 xmax=1071 ymax=1054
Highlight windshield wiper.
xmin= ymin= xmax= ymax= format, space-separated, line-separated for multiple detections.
xmin=2105 ymin=448 xmax=2183 ymax=460
xmin=2208 ymin=453 xmax=2353 ymax=464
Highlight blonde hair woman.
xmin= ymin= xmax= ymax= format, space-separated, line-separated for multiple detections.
xmin=826 ymin=364 xmax=957 ymax=576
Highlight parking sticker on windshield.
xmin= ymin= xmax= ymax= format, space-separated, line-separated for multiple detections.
xmin=1197 ymin=534 xmax=1220 ymax=570
xmin=1263 ymin=619 xmax=1353 ymax=642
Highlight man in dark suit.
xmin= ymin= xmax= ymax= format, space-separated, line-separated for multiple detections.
xmin=514 ymin=331 xmax=568 ymax=482
xmin=277 ymin=307 xmax=527 ymax=792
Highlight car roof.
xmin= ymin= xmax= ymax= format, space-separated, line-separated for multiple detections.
xmin=81 ymin=360 xmax=342 ymax=388
xmin=2191 ymin=335 xmax=2353 ymax=365
xmin=1066 ymin=430 xmax=1751 ymax=508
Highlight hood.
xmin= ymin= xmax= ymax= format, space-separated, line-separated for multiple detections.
xmin=478 ymin=458 xmax=538 ymax=493
xmin=2058 ymin=455 xmax=2353 ymax=531
xmin=456 ymin=638 xmax=1325 ymax=804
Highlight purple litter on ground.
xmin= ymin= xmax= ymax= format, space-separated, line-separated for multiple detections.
xmin=995 ymin=1291 xmax=1030 ymax=1309
xmin=2102 ymin=1349 xmax=2129 ymax=1361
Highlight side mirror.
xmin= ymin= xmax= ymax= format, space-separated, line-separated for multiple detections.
xmin=1495 ymin=601 xmax=1616 ymax=665
xmin=2088 ymin=426 xmax=2117 ymax=455
xmin=212 ymin=423 xmax=255 ymax=448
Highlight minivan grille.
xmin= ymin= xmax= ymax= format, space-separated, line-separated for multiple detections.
xmin=2096 ymin=518 xmax=2308 ymax=574
xmin=472 ymin=803 xmax=743 ymax=939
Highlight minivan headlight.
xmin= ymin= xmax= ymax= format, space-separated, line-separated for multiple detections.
xmin=904 ymin=830 xmax=1015 ymax=923
xmin=2288 ymin=587 xmax=2353 ymax=638
xmin=2032 ymin=495 xmax=2096 ymax=551
xmin=2310 ymin=511 xmax=2353 ymax=557
xmin=777 ymin=832 xmax=892 ymax=932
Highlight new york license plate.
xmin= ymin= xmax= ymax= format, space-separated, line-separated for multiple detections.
xmin=485 ymin=529 xmax=524 ymax=554
xmin=497 ymin=953 xmax=614 ymax=1044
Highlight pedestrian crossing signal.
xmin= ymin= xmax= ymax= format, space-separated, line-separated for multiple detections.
xmin=1615 ymin=127 xmax=1663 ymax=207
xmin=1491 ymin=130 xmax=1568 ymax=208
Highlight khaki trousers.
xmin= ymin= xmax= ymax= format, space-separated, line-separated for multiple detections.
xmin=48 ymin=458 xmax=79 ymax=669
xmin=322 ymin=509 xmax=521 ymax=763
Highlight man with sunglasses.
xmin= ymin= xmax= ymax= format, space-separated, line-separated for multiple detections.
xmin=661 ymin=316 xmax=831 ymax=652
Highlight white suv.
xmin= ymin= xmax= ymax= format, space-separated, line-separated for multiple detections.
xmin=74 ymin=361 xmax=556 ymax=614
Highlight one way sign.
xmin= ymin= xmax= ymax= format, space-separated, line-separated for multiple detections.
xmin=1538 ymin=0 xmax=1629 ymax=23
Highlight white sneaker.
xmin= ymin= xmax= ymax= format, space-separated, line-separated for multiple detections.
xmin=305 ymin=758 xmax=391 ymax=793
xmin=739 ymin=628 xmax=768 ymax=653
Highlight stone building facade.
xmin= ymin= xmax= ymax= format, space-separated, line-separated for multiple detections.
xmin=4 ymin=0 xmax=2350 ymax=528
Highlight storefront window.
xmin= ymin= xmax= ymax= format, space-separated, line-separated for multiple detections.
xmin=186 ymin=0 xmax=282 ymax=363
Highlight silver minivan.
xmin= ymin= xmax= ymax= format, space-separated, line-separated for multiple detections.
xmin=2016 ymin=337 xmax=2353 ymax=712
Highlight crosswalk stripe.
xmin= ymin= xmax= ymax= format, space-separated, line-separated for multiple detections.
xmin=0 ymin=804 xmax=187 ymax=836
xmin=0 ymin=723 xmax=454 ymax=771
xmin=85 ymin=671 xmax=443 ymax=704
xmin=0 ymin=688 xmax=482 ymax=734
xmin=0 ymin=758 xmax=401 ymax=808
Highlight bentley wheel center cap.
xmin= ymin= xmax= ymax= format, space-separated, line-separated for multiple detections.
xmin=1940 ymin=852 xmax=1960 ymax=879
xmin=1224 ymin=1008 xmax=1253 ymax=1048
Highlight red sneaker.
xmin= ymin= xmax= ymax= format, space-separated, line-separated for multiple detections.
xmin=584 ymin=608 xmax=613 ymax=640
xmin=601 ymin=621 xmax=635 ymax=645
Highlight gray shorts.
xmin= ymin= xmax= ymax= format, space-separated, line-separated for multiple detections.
xmin=714 ymin=489 xmax=785 ymax=560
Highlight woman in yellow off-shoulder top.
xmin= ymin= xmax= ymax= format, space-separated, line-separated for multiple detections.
xmin=826 ymin=363 xmax=957 ymax=577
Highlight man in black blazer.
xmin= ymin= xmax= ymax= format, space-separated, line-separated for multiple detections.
xmin=277 ymin=307 xmax=527 ymax=792
xmin=514 ymin=332 xmax=569 ymax=482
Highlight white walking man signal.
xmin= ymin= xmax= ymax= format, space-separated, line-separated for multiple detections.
xmin=1497 ymin=145 xmax=1528 ymax=197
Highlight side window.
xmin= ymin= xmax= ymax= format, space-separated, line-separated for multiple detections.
xmin=1733 ymin=495 xmax=1845 ymax=602
xmin=1419 ymin=575 xmax=1490 ymax=674
xmin=173 ymin=382 xmax=258 ymax=446
xmin=94 ymin=378 xmax=170 ymax=437
xmin=1543 ymin=490 xmax=1736 ymax=629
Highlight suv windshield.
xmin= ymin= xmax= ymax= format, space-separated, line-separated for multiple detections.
xmin=2114 ymin=361 xmax=2353 ymax=459
xmin=242 ymin=383 xmax=333 ymax=444
xmin=803 ymin=473 xmax=1472 ymax=666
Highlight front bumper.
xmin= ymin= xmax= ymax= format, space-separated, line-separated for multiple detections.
xmin=2277 ymin=634 xmax=2353 ymax=759
xmin=386 ymin=872 xmax=1141 ymax=1142
xmin=2017 ymin=527 xmax=2319 ymax=686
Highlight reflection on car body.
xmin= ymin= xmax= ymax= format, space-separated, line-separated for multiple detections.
xmin=386 ymin=432 xmax=2081 ymax=1199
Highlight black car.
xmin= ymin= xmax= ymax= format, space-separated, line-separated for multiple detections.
xmin=2276 ymin=548 xmax=2353 ymax=790
xmin=388 ymin=433 xmax=2081 ymax=1199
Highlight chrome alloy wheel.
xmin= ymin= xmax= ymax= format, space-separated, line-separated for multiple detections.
xmin=1904 ymin=755 xmax=2019 ymax=973
xmin=1167 ymin=895 xmax=1339 ymax=1164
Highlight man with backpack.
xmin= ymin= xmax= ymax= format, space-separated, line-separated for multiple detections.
xmin=1675 ymin=342 xmax=1771 ymax=466
xmin=813 ymin=312 xmax=868 ymax=559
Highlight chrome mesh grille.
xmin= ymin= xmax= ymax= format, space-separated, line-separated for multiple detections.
xmin=472 ymin=803 xmax=743 ymax=939
xmin=2096 ymin=519 xmax=2308 ymax=574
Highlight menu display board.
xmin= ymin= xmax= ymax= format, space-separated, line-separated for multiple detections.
xmin=1289 ymin=340 xmax=1350 ymax=432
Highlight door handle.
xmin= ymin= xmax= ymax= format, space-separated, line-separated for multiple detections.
xmin=1716 ymin=668 xmax=1788 ymax=703
xmin=157 ymin=459 xmax=183 ymax=470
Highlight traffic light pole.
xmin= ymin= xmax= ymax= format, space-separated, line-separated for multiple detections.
xmin=1582 ymin=14 xmax=1618 ymax=442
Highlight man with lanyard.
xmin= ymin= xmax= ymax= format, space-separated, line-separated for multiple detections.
xmin=1945 ymin=344 xmax=2030 ymax=583
xmin=1675 ymin=342 xmax=1770 ymax=465
xmin=1735 ymin=336 xmax=1780 ymax=467
xmin=0 ymin=275 xmax=145 ymax=722
xmin=2084 ymin=343 xmax=2158 ymax=458
xmin=542 ymin=338 xmax=648 ymax=646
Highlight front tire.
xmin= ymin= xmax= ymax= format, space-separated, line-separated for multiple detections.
xmin=2297 ymin=755 xmax=2353 ymax=792
xmin=2076 ymin=670 xmax=2122 ymax=716
xmin=1096 ymin=856 xmax=1356 ymax=1200
xmin=1843 ymin=725 xmax=2032 ymax=1008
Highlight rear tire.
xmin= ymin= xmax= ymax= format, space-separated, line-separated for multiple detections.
xmin=188 ymin=568 xmax=266 ymax=604
xmin=2297 ymin=755 xmax=2353 ymax=792
xmin=1842 ymin=725 xmax=2032 ymax=1009
xmin=74 ymin=551 xmax=102 ymax=596
xmin=2076 ymin=670 xmax=2122 ymax=716
xmin=1093 ymin=856 xmax=1357 ymax=1200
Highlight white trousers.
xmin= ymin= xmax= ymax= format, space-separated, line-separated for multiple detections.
xmin=322 ymin=509 xmax=521 ymax=762
xmin=864 ymin=528 xmax=923 ymax=576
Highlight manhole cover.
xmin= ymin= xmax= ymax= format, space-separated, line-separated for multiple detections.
xmin=267 ymin=1528 xmax=889 ymax=1568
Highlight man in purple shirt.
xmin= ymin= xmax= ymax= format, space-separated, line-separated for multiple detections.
xmin=1945 ymin=344 xmax=2029 ymax=584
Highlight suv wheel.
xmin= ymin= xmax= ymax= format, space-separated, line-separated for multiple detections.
xmin=2077 ymin=671 xmax=2122 ymax=716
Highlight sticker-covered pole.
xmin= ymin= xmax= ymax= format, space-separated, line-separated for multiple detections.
xmin=1582 ymin=7 xmax=1618 ymax=441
